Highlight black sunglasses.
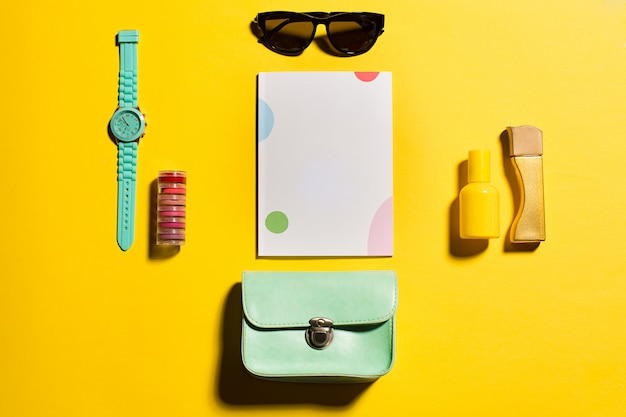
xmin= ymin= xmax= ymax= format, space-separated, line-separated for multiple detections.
xmin=255 ymin=11 xmax=385 ymax=56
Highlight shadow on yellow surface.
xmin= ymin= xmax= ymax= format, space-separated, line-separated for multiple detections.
xmin=216 ymin=283 xmax=372 ymax=406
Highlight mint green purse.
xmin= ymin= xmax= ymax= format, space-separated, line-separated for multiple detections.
xmin=241 ymin=271 xmax=398 ymax=382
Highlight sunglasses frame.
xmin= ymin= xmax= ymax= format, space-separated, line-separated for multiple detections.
xmin=255 ymin=11 xmax=385 ymax=56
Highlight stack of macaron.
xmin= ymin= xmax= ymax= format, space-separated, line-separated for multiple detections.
xmin=156 ymin=171 xmax=187 ymax=245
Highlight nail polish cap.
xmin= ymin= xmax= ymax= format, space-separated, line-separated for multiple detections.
xmin=468 ymin=150 xmax=490 ymax=182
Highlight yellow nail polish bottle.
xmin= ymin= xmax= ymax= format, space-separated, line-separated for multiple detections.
xmin=459 ymin=150 xmax=500 ymax=239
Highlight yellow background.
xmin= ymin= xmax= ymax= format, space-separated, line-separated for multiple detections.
xmin=1 ymin=0 xmax=625 ymax=416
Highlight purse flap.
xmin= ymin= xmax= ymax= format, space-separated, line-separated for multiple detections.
xmin=242 ymin=271 xmax=398 ymax=329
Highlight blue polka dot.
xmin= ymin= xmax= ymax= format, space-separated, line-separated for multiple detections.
xmin=257 ymin=99 xmax=274 ymax=142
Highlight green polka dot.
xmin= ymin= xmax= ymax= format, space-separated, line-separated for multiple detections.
xmin=265 ymin=211 xmax=288 ymax=234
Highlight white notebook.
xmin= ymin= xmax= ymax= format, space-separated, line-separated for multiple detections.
xmin=257 ymin=72 xmax=393 ymax=256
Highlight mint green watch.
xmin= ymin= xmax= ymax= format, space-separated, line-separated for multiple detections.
xmin=109 ymin=30 xmax=146 ymax=251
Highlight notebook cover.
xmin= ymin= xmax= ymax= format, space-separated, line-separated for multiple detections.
xmin=257 ymin=72 xmax=393 ymax=256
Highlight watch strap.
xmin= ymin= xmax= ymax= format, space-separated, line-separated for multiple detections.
xmin=117 ymin=30 xmax=139 ymax=108
xmin=117 ymin=141 xmax=138 ymax=251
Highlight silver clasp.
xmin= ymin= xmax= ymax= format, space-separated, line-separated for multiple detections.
xmin=305 ymin=317 xmax=334 ymax=350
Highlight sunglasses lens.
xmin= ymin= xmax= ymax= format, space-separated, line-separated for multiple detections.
xmin=328 ymin=16 xmax=380 ymax=54
xmin=263 ymin=17 xmax=315 ymax=54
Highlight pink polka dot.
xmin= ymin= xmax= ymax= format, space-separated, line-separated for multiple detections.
xmin=355 ymin=72 xmax=380 ymax=82
xmin=368 ymin=196 xmax=393 ymax=255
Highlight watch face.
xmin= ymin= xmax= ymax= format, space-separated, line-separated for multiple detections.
xmin=110 ymin=108 xmax=145 ymax=142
